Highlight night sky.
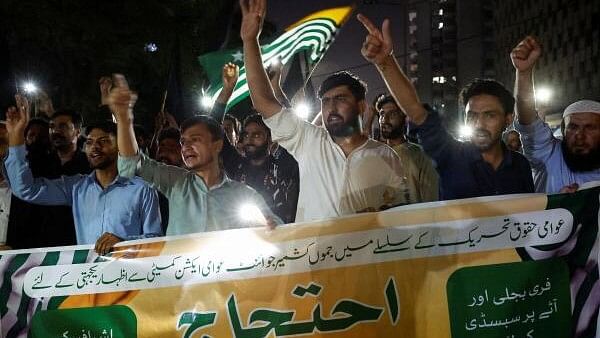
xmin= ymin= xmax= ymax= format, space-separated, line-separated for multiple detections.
xmin=0 ymin=0 xmax=406 ymax=118
xmin=268 ymin=0 xmax=407 ymax=104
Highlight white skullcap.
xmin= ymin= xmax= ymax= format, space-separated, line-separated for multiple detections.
xmin=562 ymin=100 xmax=600 ymax=118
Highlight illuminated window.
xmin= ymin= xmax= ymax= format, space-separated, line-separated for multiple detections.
xmin=432 ymin=76 xmax=447 ymax=84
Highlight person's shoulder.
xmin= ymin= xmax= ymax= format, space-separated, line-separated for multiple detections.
xmin=405 ymin=141 xmax=424 ymax=152
xmin=225 ymin=178 xmax=254 ymax=191
xmin=224 ymin=178 xmax=264 ymax=198
xmin=123 ymin=175 xmax=156 ymax=190
xmin=366 ymin=139 xmax=399 ymax=156
xmin=510 ymin=150 xmax=533 ymax=168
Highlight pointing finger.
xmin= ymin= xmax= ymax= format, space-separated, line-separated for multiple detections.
xmin=381 ymin=18 xmax=392 ymax=45
xmin=357 ymin=14 xmax=379 ymax=36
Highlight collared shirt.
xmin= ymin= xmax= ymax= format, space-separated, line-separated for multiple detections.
xmin=389 ymin=142 xmax=439 ymax=202
xmin=411 ymin=109 xmax=534 ymax=200
xmin=222 ymin=139 xmax=299 ymax=224
xmin=6 ymin=143 xmax=81 ymax=249
xmin=5 ymin=145 xmax=162 ymax=245
xmin=55 ymin=148 xmax=92 ymax=176
xmin=514 ymin=117 xmax=600 ymax=193
xmin=263 ymin=109 xmax=412 ymax=223
xmin=118 ymin=153 xmax=281 ymax=235
xmin=213 ymin=102 xmax=300 ymax=224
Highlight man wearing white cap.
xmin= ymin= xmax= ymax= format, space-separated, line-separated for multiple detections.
xmin=512 ymin=36 xmax=600 ymax=193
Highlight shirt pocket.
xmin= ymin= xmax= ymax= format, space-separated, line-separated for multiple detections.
xmin=108 ymin=204 xmax=139 ymax=239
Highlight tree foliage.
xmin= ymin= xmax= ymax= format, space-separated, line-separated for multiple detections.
xmin=1 ymin=0 xmax=235 ymax=126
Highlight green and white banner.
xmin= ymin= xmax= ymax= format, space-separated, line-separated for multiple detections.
xmin=198 ymin=6 xmax=353 ymax=109
xmin=0 ymin=186 xmax=598 ymax=337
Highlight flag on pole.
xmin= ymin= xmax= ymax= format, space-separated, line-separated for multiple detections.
xmin=198 ymin=6 xmax=353 ymax=109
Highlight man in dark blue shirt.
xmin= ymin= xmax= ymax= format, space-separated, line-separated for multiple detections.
xmin=357 ymin=14 xmax=533 ymax=200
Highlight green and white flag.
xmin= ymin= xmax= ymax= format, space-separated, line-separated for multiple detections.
xmin=198 ymin=6 xmax=353 ymax=109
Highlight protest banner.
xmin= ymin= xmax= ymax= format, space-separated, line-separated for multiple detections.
xmin=1 ymin=186 xmax=598 ymax=337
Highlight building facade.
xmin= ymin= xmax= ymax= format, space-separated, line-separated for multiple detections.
xmin=493 ymin=0 xmax=600 ymax=125
xmin=405 ymin=0 xmax=495 ymax=130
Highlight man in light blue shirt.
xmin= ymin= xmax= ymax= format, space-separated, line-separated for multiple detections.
xmin=4 ymin=101 xmax=162 ymax=254
xmin=109 ymin=75 xmax=281 ymax=235
xmin=511 ymin=36 xmax=600 ymax=193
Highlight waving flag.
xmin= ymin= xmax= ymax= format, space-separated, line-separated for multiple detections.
xmin=198 ymin=6 xmax=353 ymax=109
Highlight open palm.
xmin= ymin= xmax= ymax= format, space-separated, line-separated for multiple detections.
xmin=240 ymin=0 xmax=266 ymax=41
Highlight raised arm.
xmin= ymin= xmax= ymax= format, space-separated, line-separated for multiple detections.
xmin=7 ymin=95 xmax=29 ymax=147
xmin=240 ymin=0 xmax=282 ymax=118
xmin=511 ymin=36 xmax=542 ymax=125
xmin=108 ymin=74 xmax=139 ymax=157
xmin=358 ymin=14 xmax=428 ymax=125
xmin=5 ymin=97 xmax=74 ymax=205
xmin=267 ymin=59 xmax=291 ymax=108
xmin=211 ymin=62 xmax=240 ymax=122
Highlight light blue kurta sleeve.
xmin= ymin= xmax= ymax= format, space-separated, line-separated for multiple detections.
xmin=4 ymin=145 xmax=79 ymax=206
xmin=514 ymin=117 xmax=560 ymax=170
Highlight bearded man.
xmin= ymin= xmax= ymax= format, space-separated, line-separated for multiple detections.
xmin=512 ymin=36 xmax=600 ymax=193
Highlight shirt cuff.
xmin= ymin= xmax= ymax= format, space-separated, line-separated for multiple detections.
xmin=117 ymin=153 xmax=142 ymax=178
xmin=513 ymin=116 xmax=544 ymax=134
xmin=7 ymin=144 xmax=27 ymax=161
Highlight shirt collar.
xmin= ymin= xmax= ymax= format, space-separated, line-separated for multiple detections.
xmin=209 ymin=174 xmax=232 ymax=191
xmin=86 ymin=171 xmax=129 ymax=187
xmin=466 ymin=142 xmax=514 ymax=167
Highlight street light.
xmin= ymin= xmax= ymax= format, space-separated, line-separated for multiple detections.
xmin=535 ymin=86 xmax=552 ymax=104
xmin=238 ymin=203 xmax=267 ymax=225
xmin=458 ymin=125 xmax=473 ymax=139
xmin=200 ymin=95 xmax=213 ymax=110
xmin=294 ymin=102 xmax=311 ymax=120
xmin=23 ymin=82 xmax=38 ymax=94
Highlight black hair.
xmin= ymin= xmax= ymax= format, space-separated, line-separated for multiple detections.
xmin=51 ymin=109 xmax=83 ymax=129
xmin=25 ymin=117 xmax=50 ymax=135
xmin=317 ymin=71 xmax=367 ymax=101
xmin=223 ymin=114 xmax=241 ymax=133
xmin=84 ymin=121 xmax=117 ymax=137
xmin=242 ymin=113 xmax=271 ymax=138
xmin=375 ymin=94 xmax=397 ymax=112
xmin=180 ymin=115 xmax=224 ymax=141
xmin=158 ymin=127 xmax=181 ymax=143
xmin=459 ymin=79 xmax=515 ymax=114
xmin=134 ymin=124 xmax=150 ymax=140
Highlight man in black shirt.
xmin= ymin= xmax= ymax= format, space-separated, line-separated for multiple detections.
xmin=212 ymin=63 xmax=299 ymax=223
xmin=49 ymin=110 xmax=91 ymax=175
xmin=358 ymin=15 xmax=533 ymax=200
xmin=226 ymin=115 xmax=299 ymax=223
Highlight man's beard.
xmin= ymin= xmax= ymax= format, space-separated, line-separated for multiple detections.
xmin=26 ymin=140 xmax=50 ymax=154
xmin=89 ymin=156 xmax=115 ymax=170
xmin=470 ymin=129 xmax=496 ymax=152
xmin=562 ymin=140 xmax=600 ymax=172
xmin=380 ymin=124 xmax=404 ymax=140
xmin=325 ymin=114 xmax=360 ymax=137
xmin=244 ymin=143 xmax=269 ymax=160
xmin=51 ymin=134 xmax=71 ymax=149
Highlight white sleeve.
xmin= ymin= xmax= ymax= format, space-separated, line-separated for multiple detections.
xmin=263 ymin=108 xmax=321 ymax=162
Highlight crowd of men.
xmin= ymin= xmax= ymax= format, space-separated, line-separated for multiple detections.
xmin=0 ymin=0 xmax=598 ymax=254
